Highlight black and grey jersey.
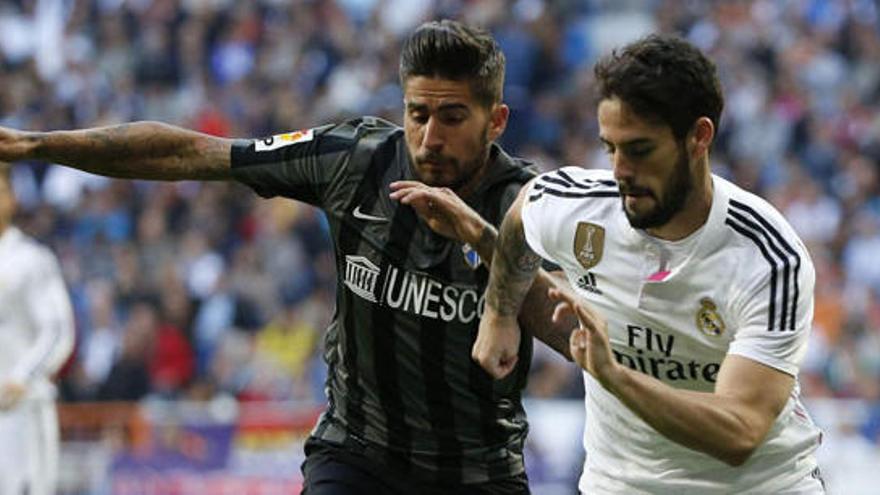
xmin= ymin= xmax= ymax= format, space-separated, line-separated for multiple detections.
xmin=231 ymin=117 xmax=537 ymax=484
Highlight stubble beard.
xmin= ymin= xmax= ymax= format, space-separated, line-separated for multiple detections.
xmin=414 ymin=127 xmax=491 ymax=193
xmin=622 ymin=145 xmax=692 ymax=230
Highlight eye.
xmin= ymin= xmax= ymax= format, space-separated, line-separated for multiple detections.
xmin=601 ymin=142 xmax=615 ymax=155
xmin=439 ymin=112 xmax=466 ymax=125
xmin=409 ymin=111 xmax=428 ymax=124
xmin=626 ymin=146 xmax=653 ymax=159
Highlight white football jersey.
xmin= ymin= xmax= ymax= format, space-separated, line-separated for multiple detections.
xmin=522 ymin=167 xmax=822 ymax=494
xmin=0 ymin=227 xmax=74 ymax=402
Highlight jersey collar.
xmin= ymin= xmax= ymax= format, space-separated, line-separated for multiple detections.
xmin=617 ymin=174 xmax=729 ymax=280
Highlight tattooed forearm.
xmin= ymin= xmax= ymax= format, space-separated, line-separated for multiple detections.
xmin=30 ymin=121 xmax=233 ymax=181
xmin=486 ymin=206 xmax=542 ymax=317
xmin=471 ymin=223 xmax=498 ymax=265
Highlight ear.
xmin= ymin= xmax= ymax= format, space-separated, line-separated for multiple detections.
xmin=487 ymin=103 xmax=509 ymax=142
xmin=689 ymin=117 xmax=715 ymax=157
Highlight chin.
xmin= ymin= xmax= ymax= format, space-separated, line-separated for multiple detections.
xmin=420 ymin=173 xmax=453 ymax=188
xmin=624 ymin=207 xmax=661 ymax=229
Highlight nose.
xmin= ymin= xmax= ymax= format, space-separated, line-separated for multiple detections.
xmin=421 ymin=116 xmax=444 ymax=153
xmin=611 ymin=151 xmax=634 ymax=183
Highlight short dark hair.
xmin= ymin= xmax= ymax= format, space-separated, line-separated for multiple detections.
xmin=594 ymin=34 xmax=724 ymax=140
xmin=399 ymin=19 xmax=505 ymax=107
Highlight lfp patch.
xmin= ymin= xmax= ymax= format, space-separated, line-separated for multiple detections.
xmin=255 ymin=129 xmax=315 ymax=152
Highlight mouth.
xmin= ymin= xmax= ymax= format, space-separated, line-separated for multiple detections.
xmin=620 ymin=188 xmax=652 ymax=199
xmin=619 ymin=186 xmax=655 ymax=212
xmin=418 ymin=157 xmax=453 ymax=167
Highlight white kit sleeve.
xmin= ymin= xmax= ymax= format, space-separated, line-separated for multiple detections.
xmin=727 ymin=241 xmax=816 ymax=376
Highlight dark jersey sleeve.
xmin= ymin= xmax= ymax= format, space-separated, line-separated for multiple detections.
xmin=230 ymin=118 xmax=390 ymax=208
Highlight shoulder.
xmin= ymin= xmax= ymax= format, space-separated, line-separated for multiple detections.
xmin=288 ymin=116 xmax=402 ymax=150
xmin=718 ymin=177 xmax=811 ymax=268
xmin=716 ymin=178 xmax=815 ymax=326
xmin=531 ymin=166 xmax=618 ymax=196
xmin=344 ymin=116 xmax=402 ymax=140
xmin=526 ymin=167 xmax=619 ymax=214
xmin=8 ymin=230 xmax=59 ymax=275
xmin=521 ymin=167 xmax=619 ymax=235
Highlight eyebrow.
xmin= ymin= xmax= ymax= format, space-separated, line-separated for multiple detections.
xmin=406 ymin=102 xmax=470 ymax=112
xmin=598 ymin=136 xmax=654 ymax=148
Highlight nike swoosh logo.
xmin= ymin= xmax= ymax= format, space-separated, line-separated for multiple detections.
xmin=352 ymin=205 xmax=389 ymax=222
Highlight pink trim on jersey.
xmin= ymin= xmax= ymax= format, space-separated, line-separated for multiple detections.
xmin=647 ymin=270 xmax=671 ymax=281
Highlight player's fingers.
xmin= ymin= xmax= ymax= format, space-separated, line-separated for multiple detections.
xmin=471 ymin=343 xmax=493 ymax=370
xmin=551 ymin=301 xmax=574 ymax=324
xmin=389 ymin=180 xmax=424 ymax=191
xmin=389 ymin=187 xmax=422 ymax=202
xmin=472 ymin=346 xmax=512 ymax=380
xmin=496 ymin=355 xmax=518 ymax=379
xmin=394 ymin=189 xmax=442 ymax=209
xmin=548 ymin=286 xmax=578 ymax=307
xmin=569 ymin=328 xmax=589 ymax=369
xmin=570 ymin=327 xmax=587 ymax=350
xmin=573 ymin=305 xmax=597 ymax=332
xmin=550 ymin=287 xmax=592 ymax=328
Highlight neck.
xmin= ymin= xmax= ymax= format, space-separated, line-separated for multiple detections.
xmin=453 ymin=147 xmax=493 ymax=199
xmin=647 ymin=166 xmax=713 ymax=241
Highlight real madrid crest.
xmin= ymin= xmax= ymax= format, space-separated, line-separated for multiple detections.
xmin=696 ymin=297 xmax=725 ymax=336
xmin=573 ymin=222 xmax=605 ymax=270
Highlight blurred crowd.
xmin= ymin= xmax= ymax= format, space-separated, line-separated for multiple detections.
xmin=1 ymin=0 xmax=879 ymax=445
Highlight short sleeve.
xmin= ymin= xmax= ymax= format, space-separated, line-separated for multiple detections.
xmin=230 ymin=120 xmax=362 ymax=207
xmin=727 ymin=241 xmax=816 ymax=376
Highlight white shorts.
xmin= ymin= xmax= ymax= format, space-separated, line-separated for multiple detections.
xmin=0 ymin=400 xmax=59 ymax=495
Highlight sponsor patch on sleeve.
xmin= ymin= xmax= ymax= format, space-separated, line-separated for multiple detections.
xmin=254 ymin=129 xmax=315 ymax=152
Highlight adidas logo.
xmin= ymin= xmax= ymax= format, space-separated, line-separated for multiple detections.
xmin=576 ymin=272 xmax=603 ymax=295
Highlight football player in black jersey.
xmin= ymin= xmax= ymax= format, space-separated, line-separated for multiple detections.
xmin=0 ymin=19 xmax=574 ymax=495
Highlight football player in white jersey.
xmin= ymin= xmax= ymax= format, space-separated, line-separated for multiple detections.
xmin=0 ymin=162 xmax=75 ymax=495
xmin=473 ymin=35 xmax=826 ymax=493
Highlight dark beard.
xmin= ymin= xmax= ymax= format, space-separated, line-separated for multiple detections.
xmin=622 ymin=145 xmax=692 ymax=229
xmin=414 ymin=128 xmax=491 ymax=191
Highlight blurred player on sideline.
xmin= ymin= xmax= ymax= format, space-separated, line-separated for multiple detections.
xmin=0 ymin=20 xmax=573 ymax=494
xmin=0 ymin=162 xmax=75 ymax=495
xmin=473 ymin=34 xmax=826 ymax=493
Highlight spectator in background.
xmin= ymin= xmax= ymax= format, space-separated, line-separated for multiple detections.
xmin=96 ymin=300 xmax=156 ymax=402
xmin=0 ymin=162 xmax=75 ymax=495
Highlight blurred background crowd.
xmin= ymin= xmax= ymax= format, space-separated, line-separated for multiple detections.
xmin=1 ymin=0 xmax=879 ymax=453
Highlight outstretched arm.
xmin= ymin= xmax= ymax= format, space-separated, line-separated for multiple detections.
xmin=390 ymin=181 xmax=575 ymax=364
xmin=0 ymin=122 xmax=234 ymax=180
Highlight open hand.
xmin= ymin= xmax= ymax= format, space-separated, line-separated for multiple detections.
xmin=390 ymin=181 xmax=487 ymax=245
xmin=548 ymin=286 xmax=617 ymax=383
